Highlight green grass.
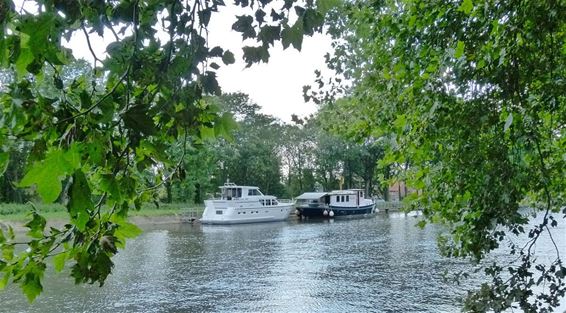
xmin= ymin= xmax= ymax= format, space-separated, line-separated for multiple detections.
xmin=0 ymin=202 xmax=204 ymax=222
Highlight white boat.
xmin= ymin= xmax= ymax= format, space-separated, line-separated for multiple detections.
xmin=200 ymin=182 xmax=294 ymax=224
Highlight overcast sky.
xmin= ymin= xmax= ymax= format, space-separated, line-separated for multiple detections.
xmin=207 ymin=9 xmax=332 ymax=122
xmin=60 ymin=3 xmax=332 ymax=123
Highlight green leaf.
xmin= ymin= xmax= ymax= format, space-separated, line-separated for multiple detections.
xmin=209 ymin=46 xmax=224 ymax=57
xmin=15 ymin=46 xmax=34 ymax=77
xmin=222 ymin=50 xmax=235 ymax=65
xmin=258 ymin=25 xmax=281 ymax=47
xmin=0 ymin=271 xmax=11 ymax=290
xmin=455 ymin=41 xmax=465 ymax=59
xmin=0 ymin=152 xmax=8 ymax=176
xmin=87 ymin=141 xmax=105 ymax=166
xmin=316 ymin=0 xmax=342 ymax=15
xmin=232 ymin=15 xmax=256 ymax=40
xmin=458 ymin=0 xmax=473 ymax=15
xmin=200 ymin=126 xmax=215 ymax=140
xmin=302 ymin=8 xmax=324 ymax=35
xmin=123 ymin=105 xmax=157 ymax=136
xmin=201 ymin=71 xmax=221 ymax=95
xmin=113 ymin=219 xmax=143 ymax=249
xmin=214 ymin=113 xmax=238 ymax=139
xmin=21 ymin=263 xmax=44 ymax=303
xmin=19 ymin=148 xmax=74 ymax=203
xmin=99 ymin=174 xmax=122 ymax=203
xmin=64 ymin=143 xmax=82 ymax=170
xmin=53 ymin=252 xmax=67 ymax=273
xmin=2 ymin=244 xmax=14 ymax=261
xmin=24 ymin=212 xmax=46 ymax=239
xmin=116 ymin=222 xmax=142 ymax=239
xmin=281 ymin=19 xmax=304 ymax=50
xmin=68 ymin=170 xmax=94 ymax=232
xmin=242 ymin=45 xmax=270 ymax=66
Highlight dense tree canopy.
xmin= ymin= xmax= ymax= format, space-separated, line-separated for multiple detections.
xmin=314 ymin=0 xmax=566 ymax=311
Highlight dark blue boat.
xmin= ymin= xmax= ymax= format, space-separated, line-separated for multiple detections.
xmin=295 ymin=189 xmax=376 ymax=218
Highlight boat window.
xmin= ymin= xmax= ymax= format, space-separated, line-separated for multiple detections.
xmin=346 ymin=195 xmax=349 ymax=202
xmin=336 ymin=196 xmax=340 ymax=202
xmin=260 ymin=199 xmax=265 ymax=206
xmin=248 ymin=189 xmax=261 ymax=196
xmin=237 ymin=188 xmax=242 ymax=198
xmin=216 ymin=210 xmax=223 ymax=215
xmin=341 ymin=195 xmax=345 ymax=202
xmin=267 ymin=199 xmax=272 ymax=206
xmin=272 ymin=199 xmax=278 ymax=205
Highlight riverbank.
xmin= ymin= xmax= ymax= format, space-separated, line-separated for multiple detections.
xmin=0 ymin=202 xmax=203 ymax=232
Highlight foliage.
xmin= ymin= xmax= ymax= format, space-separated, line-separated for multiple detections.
xmin=0 ymin=0 xmax=340 ymax=301
xmin=319 ymin=0 xmax=566 ymax=311
xmin=211 ymin=93 xmax=286 ymax=196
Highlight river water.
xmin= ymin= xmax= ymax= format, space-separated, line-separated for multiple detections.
xmin=1 ymin=212 xmax=565 ymax=313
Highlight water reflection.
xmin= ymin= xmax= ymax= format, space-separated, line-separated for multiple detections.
xmin=0 ymin=213 xmax=564 ymax=312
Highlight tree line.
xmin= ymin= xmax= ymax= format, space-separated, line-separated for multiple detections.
xmin=0 ymin=72 xmax=394 ymax=204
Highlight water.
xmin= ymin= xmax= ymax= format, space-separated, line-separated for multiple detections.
xmin=1 ymin=213 xmax=564 ymax=312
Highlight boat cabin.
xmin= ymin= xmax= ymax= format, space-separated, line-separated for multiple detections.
xmin=329 ymin=189 xmax=365 ymax=207
xmin=219 ymin=183 xmax=264 ymax=200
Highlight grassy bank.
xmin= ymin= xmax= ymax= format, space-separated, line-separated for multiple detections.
xmin=0 ymin=202 xmax=204 ymax=222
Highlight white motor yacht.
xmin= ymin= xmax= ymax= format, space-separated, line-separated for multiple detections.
xmin=200 ymin=182 xmax=294 ymax=224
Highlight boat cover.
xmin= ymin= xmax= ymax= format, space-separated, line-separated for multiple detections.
xmin=296 ymin=192 xmax=328 ymax=200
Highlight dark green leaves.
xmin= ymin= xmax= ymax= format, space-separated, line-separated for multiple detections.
xmin=302 ymin=8 xmax=324 ymax=35
xmin=242 ymin=46 xmax=270 ymax=66
xmin=68 ymin=170 xmax=94 ymax=231
xmin=258 ymin=25 xmax=281 ymax=46
xmin=123 ymin=105 xmax=157 ymax=136
xmin=232 ymin=15 xmax=256 ymax=40
xmin=222 ymin=50 xmax=236 ymax=65
xmin=0 ymin=152 xmax=8 ymax=176
xmin=281 ymin=20 xmax=304 ymax=50
xmin=198 ymin=8 xmax=212 ymax=27
xmin=201 ymin=71 xmax=221 ymax=95
xmin=20 ymin=261 xmax=45 ymax=303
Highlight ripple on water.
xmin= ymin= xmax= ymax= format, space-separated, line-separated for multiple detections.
xmin=1 ymin=214 xmax=564 ymax=312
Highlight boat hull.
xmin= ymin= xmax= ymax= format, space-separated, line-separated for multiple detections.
xmin=200 ymin=203 xmax=294 ymax=225
xmin=297 ymin=204 xmax=375 ymax=218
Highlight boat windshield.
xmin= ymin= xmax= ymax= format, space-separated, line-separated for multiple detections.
xmin=222 ymin=187 xmax=242 ymax=200
xmin=247 ymin=188 xmax=263 ymax=196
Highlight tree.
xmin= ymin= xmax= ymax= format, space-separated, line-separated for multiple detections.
xmin=280 ymin=117 xmax=317 ymax=196
xmin=0 ymin=0 xmax=332 ymax=301
xmin=207 ymin=93 xmax=286 ymax=196
xmin=318 ymin=0 xmax=566 ymax=311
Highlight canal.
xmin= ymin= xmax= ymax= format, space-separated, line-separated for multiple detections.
xmin=1 ymin=212 xmax=564 ymax=312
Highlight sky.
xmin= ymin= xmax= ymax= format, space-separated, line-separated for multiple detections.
xmin=58 ymin=3 xmax=333 ymax=123
xmin=207 ymin=9 xmax=332 ymax=122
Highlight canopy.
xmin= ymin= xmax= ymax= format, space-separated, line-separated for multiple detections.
xmin=296 ymin=192 xmax=328 ymax=200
